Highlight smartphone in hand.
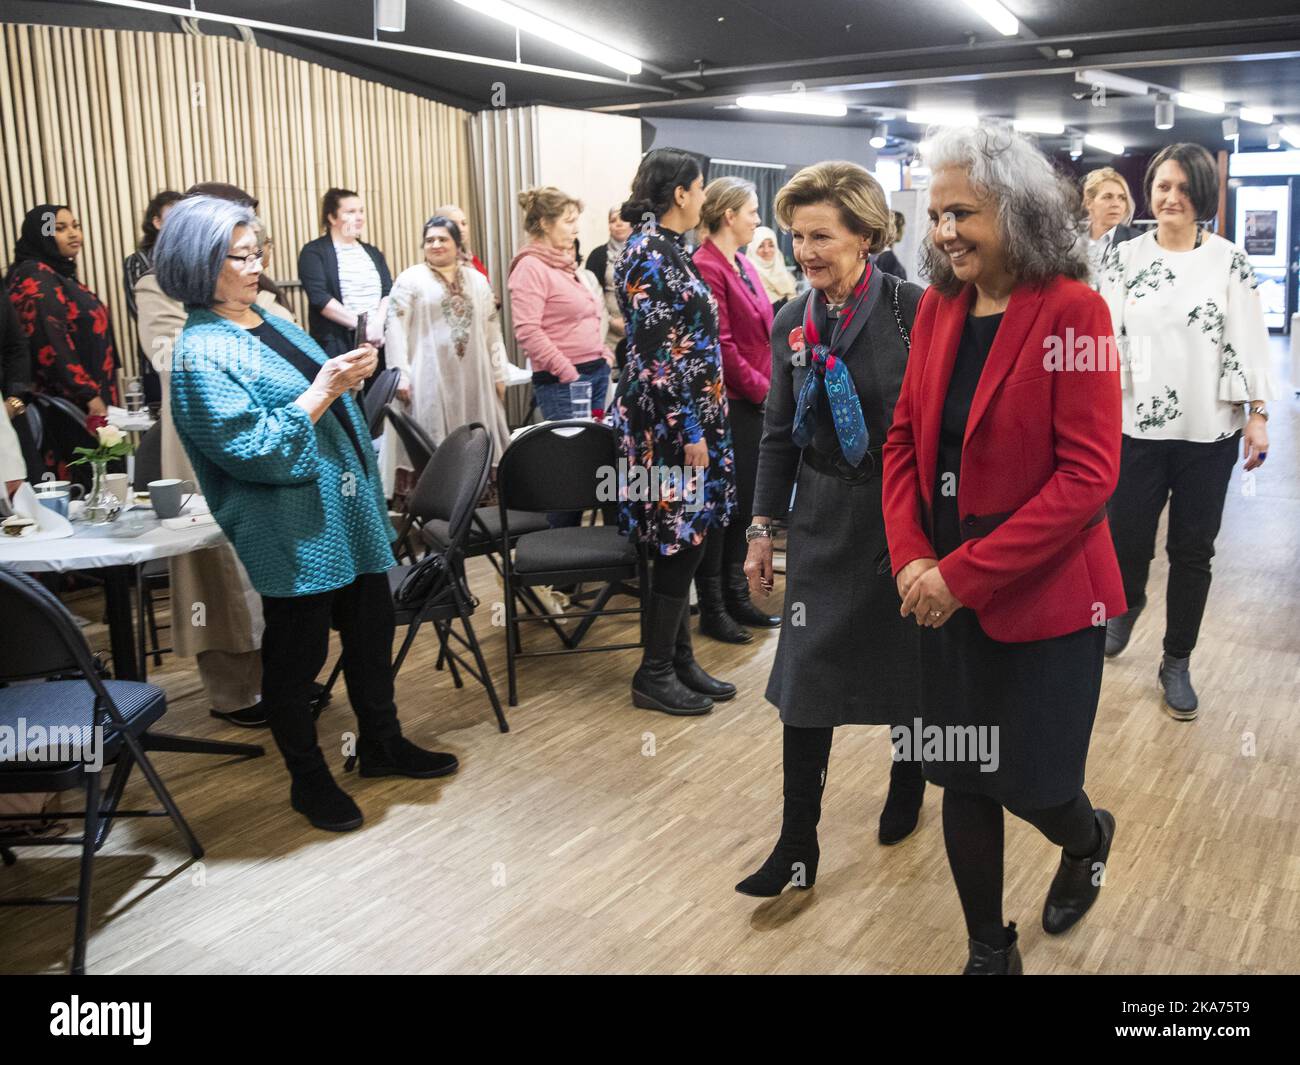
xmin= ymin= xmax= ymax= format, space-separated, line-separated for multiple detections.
xmin=353 ymin=311 xmax=368 ymax=350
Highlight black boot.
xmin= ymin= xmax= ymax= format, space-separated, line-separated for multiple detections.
xmin=963 ymin=922 xmax=1023 ymax=974
xmin=878 ymin=755 xmax=925 ymax=845
xmin=697 ymin=572 xmax=752 ymax=644
xmin=674 ymin=612 xmax=736 ymax=701
xmin=725 ymin=562 xmax=781 ymax=628
xmin=1104 ymin=600 xmax=1144 ymax=658
xmin=1158 ymin=655 xmax=1198 ymax=721
xmin=290 ymin=768 xmax=363 ymax=832
xmin=357 ymin=734 xmax=459 ymax=779
xmin=632 ymin=594 xmax=714 ymax=716
xmin=1042 ymin=809 xmax=1115 ymax=934
xmin=736 ymin=727 xmax=829 ymax=897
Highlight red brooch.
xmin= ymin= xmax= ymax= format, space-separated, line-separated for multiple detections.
xmin=788 ymin=326 xmax=805 ymax=352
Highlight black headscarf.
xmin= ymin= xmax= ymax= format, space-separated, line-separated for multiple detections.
xmin=9 ymin=204 xmax=77 ymax=280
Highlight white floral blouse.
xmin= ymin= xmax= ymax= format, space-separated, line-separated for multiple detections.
xmin=1100 ymin=230 xmax=1274 ymax=442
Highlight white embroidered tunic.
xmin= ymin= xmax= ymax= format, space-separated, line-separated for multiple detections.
xmin=1100 ymin=230 xmax=1274 ymax=442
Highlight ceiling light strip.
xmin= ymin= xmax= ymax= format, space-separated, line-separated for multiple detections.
xmin=81 ymin=0 xmax=669 ymax=92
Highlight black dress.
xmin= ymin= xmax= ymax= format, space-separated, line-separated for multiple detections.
xmin=919 ymin=312 xmax=1105 ymax=810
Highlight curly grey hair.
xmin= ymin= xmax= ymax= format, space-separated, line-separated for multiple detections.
xmin=919 ymin=125 xmax=1087 ymax=297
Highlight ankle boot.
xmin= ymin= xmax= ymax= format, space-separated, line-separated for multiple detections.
xmin=878 ymin=756 xmax=925 ymax=845
xmin=1158 ymin=654 xmax=1198 ymax=720
xmin=725 ymin=562 xmax=781 ymax=628
xmin=673 ymin=612 xmax=736 ymax=701
xmin=1105 ymin=600 xmax=1144 ymax=658
xmin=963 ymin=922 xmax=1023 ymax=974
xmin=632 ymin=593 xmax=714 ymax=716
xmin=697 ymin=572 xmax=752 ymax=644
xmin=736 ymin=736 xmax=828 ymax=897
xmin=1042 ymin=809 xmax=1115 ymax=934
xmin=290 ymin=768 xmax=363 ymax=832
xmin=357 ymin=734 xmax=459 ymax=779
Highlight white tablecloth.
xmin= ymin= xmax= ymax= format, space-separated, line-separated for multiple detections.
xmin=0 ymin=499 xmax=225 ymax=573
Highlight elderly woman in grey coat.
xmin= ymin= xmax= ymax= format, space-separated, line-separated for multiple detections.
xmin=737 ymin=162 xmax=926 ymax=898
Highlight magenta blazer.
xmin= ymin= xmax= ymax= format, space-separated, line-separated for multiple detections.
xmin=692 ymin=239 xmax=774 ymax=405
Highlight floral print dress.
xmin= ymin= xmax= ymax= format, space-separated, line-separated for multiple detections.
xmin=611 ymin=222 xmax=735 ymax=555
xmin=7 ymin=260 xmax=118 ymax=478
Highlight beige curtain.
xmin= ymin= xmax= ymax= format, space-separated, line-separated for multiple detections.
xmin=469 ymin=106 xmax=542 ymax=427
xmin=0 ymin=22 xmax=475 ymax=377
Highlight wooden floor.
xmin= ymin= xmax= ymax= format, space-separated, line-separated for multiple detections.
xmin=4 ymin=344 xmax=1298 ymax=975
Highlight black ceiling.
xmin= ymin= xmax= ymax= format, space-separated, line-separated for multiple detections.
xmin=19 ymin=1 xmax=1300 ymax=159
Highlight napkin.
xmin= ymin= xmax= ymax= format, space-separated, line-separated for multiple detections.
xmin=6 ymin=482 xmax=74 ymax=538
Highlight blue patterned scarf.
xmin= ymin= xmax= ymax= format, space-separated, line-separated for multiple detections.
xmin=791 ymin=264 xmax=875 ymax=467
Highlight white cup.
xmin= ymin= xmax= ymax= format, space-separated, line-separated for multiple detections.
xmin=36 ymin=479 xmax=85 ymax=500
xmin=103 ymin=473 xmax=130 ymax=504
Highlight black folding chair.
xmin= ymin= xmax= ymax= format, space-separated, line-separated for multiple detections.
xmin=313 ymin=424 xmax=507 ymax=732
xmin=384 ymin=405 xmax=435 ymax=480
xmin=363 ymin=368 xmax=402 ymax=438
xmin=0 ymin=564 xmax=205 ymax=975
xmin=496 ymin=420 xmax=647 ymax=706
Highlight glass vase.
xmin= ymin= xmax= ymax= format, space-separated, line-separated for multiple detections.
xmin=82 ymin=459 xmax=121 ymax=524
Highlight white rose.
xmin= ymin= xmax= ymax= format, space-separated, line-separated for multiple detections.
xmin=97 ymin=425 xmax=126 ymax=447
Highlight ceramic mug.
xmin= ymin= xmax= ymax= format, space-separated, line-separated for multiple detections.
xmin=148 ymin=478 xmax=196 ymax=519
xmin=36 ymin=490 xmax=70 ymax=518
xmin=103 ymin=473 xmax=131 ymax=504
xmin=35 ymin=479 xmax=85 ymax=500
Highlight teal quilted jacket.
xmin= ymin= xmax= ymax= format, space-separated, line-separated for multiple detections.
xmin=170 ymin=306 xmax=395 ymax=598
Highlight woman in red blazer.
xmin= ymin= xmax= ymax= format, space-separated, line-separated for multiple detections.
xmin=881 ymin=126 xmax=1125 ymax=974
xmin=691 ymin=178 xmax=780 ymax=642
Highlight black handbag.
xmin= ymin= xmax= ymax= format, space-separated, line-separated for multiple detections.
xmin=394 ymin=550 xmax=450 ymax=608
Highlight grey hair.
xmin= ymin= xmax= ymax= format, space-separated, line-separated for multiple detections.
xmin=919 ymin=125 xmax=1087 ymax=297
xmin=154 ymin=195 xmax=257 ymax=310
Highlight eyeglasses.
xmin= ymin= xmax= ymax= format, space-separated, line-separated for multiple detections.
xmin=225 ymin=250 xmax=264 ymax=269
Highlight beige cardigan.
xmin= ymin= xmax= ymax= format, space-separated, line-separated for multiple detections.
xmin=133 ymin=274 xmax=293 ymax=658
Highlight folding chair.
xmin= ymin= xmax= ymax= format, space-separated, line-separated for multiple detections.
xmin=0 ymin=564 xmax=205 ymax=975
xmin=496 ymin=420 xmax=647 ymax=706
xmin=313 ymin=424 xmax=507 ymax=732
xmin=363 ymin=368 xmax=402 ymax=438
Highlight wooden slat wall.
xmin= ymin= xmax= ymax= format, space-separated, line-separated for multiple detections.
xmin=0 ymin=23 xmax=474 ymax=376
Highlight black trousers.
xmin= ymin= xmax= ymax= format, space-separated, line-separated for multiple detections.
xmin=695 ymin=396 xmax=762 ymax=588
xmin=1107 ymin=432 xmax=1239 ymax=657
xmin=260 ymin=571 xmax=401 ymax=779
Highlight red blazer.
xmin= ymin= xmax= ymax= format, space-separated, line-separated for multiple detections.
xmin=692 ymin=239 xmax=773 ymax=405
xmin=882 ymin=276 xmax=1126 ymax=642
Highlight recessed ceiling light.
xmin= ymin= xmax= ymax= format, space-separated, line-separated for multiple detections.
xmin=737 ymin=94 xmax=848 ymax=118
xmin=1085 ymin=133 xmax=1126 ymax=156
xmin=1074 ymin=69 xmax=1151 ymax=97
xmin=1175 ymin=92 xmax=1225 ymax=115
xmin=961 ymin=0 xmax=1019 ymax=37
xmin=1239 ymin=107 xmax=1275 ymax=125
xmin=452 ymin=0 xmax=643 ymax=76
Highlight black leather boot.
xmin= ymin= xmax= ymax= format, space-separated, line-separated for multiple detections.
xmin=736 ymin=728 xmax=829 ymax=897
xmin=697 ymin=571 xmax=752 ymax=644
xmin=963 ymin=922 xmax=1023 ymax=974
xmin=1104 ymin=601 xmax=1144 ymax=658
xmin=1042 ymin=809 xmax=1115 ymax=934
xmin=1158 ymin=655 xmax=1198 ymax=720
xmin=878 ymin=755 xmax=925 ymax=845
xmin=357 ymin=734 xmax=459 ymax=779
xmin=290 ymin=768 xmax=363 ymax=833
xmin=725 ymin=562 xmax=781 ymax=628
xmin=674 ymin=612 xmax=736 ymax=701
xmin=632 ymin=593 xmax=714 ymax=716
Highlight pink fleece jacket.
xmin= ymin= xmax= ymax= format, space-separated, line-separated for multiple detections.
xmin=507 ymin=254 xmax=607 ymax=383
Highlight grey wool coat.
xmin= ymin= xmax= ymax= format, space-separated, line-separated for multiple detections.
xmin=754 ymin=268 xmax=925 ymax=727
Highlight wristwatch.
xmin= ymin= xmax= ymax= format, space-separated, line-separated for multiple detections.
xmin=745 ymin=522 xmax=773 ymax=543
xmin=1248 ymin=405 xmax=1269 ymax=421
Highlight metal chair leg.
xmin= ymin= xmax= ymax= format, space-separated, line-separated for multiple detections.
xmin=461 ymin=614 xmax=508 ymax=733
xmin=71 ymin=768 xmax=100 ymax=975
xmin=121 ymin=733 xmax=204 ymax=860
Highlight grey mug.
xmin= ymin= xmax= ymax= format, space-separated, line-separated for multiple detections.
xmin=148 ymin=478 xmax=195 ymax=519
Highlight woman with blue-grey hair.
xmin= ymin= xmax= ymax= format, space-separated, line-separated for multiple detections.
xmin=883 ymin=125 xmax=1125 ymax=972
xmin=153 ymin=195 xmax=457 ymax=834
